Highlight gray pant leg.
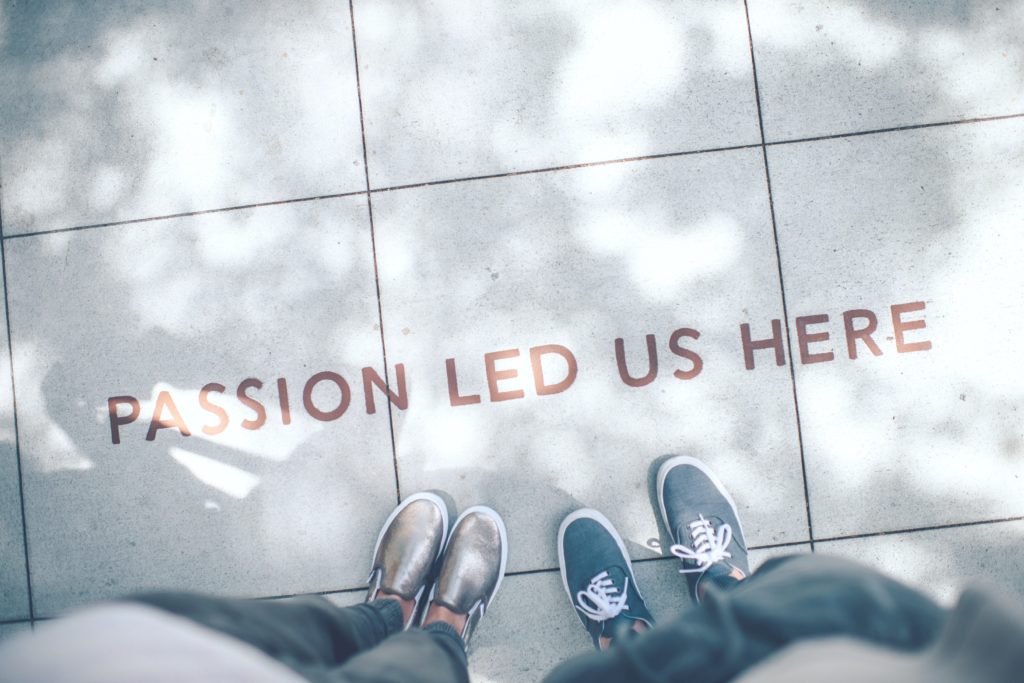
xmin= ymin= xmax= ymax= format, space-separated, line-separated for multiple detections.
xmin=326 ymin=623 xmax=468 ymax=683
xmin=133 ymin=592 xmax=467 ymax=683
xmin=543 ymin=554 xmax=945 ymax=683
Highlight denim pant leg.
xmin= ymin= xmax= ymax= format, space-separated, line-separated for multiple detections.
xmin=543 ymin=554 xmax=946 ymax=683
xmin=131 ymin=593 xmax=467 ymax=683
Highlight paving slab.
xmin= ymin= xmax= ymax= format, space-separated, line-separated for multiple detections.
xmin=471 ymin=545 xmax=809 ymax=683
xmin=0 ymin=1 xmax=365 ymax=235
xmin=0 ymin=621 xmax=31 ymax=643
xmin=355 ymin=0 xmax=761 ymax=188
xmin=374 ymin=149 xmax=810 ymax=574
xmin=322 ymin=589 xmax=366 ymax=609
xmin=768 ymin=117 xmax=1024 ymax=539
xmin=4 ymin=198 xmax=396 ymax=617
xmin=819 ymin=521 xmax=1024 ymax=606
xmin=0 ymin=283 xmax=29 ymax=622
xmin=748 ymin=0 xmax=1024 ymax=141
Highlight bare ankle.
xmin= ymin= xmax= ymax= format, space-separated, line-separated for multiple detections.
xmin=599 ymin=619 xmax=648 ymax=650
xmin=697 ymin=568 xmax=747 ymax=601
xmin=422 ymin=603 xmax=467 ymax=634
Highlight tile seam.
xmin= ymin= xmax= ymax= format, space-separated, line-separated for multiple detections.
xmin=813 ymin=515 xmax=1024 ymax=545
xmin=347 ymin=0 xmax=401 ymax=505
xmin=28 ymin=515 xmax=1019 ymax=614
xmin=367 ymin=142 xmax=763 ymax=193
xmin=364 ymin=114 xmax=1024 ymax=193
xmin=3 ymin=190 xmax=368 ymax=241
xmin=398 ymin=514 xmax=1024 ymax=584
xmin=0 ymin=162 xmax=36 ymax=621
xmin=764 ymin=111 xmax=1024 ymax=148
xmin=0 ymin=619 xmax=31 ymax=626
xmin=3 ymin=111 xmax=1021 ymax=241
xmin=743 ymin=0 xmax=815 ymax=550
xmin=262 ymin=540 xmax=817 ymax=594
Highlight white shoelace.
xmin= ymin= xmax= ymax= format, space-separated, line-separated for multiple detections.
xmin=575 ymin=571 xmax=630 ymax=622
xmin=669 ymin=514 xmax=733 ymax=574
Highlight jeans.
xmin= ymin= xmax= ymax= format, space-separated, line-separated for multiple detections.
xmin=131 ymin=593 xmax=467 ymax=683
xmin=543 ymin=554 xmax=946 ymax=683
xmin=134 ymin=554 xmax=946 ymax=683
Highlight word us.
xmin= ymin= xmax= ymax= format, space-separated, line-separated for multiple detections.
xmin=107 ymin=300 xmax=930 ymax=444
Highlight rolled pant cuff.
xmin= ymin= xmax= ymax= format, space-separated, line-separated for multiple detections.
xmin=366 ymin=598 xmax=406 ymax=637
xmin=424 ymin=621 xmax=469 ymax=665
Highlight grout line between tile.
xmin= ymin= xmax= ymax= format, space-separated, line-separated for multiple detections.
xmin=256 ymin=539 xmax=815 ymax=598
xmin=0 ymin=167 xmax=36 ymax=622
xmin=222 ymin=514 xmax=1024 ymax=602
xmin=2 ymin=112 xmax=1020 ymax=243
xmin=500 ymin=541 xmax=814 ymax=581
xmin=347 ymin=0 xmax=401 ymax=506
xmin=261 ymin=585 xmax=366 ymax=602
xmin=813 ymin=515 xmax=1024 ymax=545
xmin=744 ymin=0 xmax=815 ymax=551
xmin=2 ymin=190 xmax=368 ymax=241
xmin=764 ymin=111 xmax=1024 ymax=148
xmin=367 ymin=143 xmax=763 ymax=194
xmin=444 ymin=513 xmax=1024 ymax=581
xmin=365 ymin=111 xmax=1024 ymax=195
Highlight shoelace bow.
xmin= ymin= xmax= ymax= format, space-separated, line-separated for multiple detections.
xmin=670 ymin=514 xmax=733 ymax=574
xmin=575 ymin=571 xmax=630 ymax=622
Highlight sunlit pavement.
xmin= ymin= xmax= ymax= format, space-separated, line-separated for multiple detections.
xmin=0 ymin=1 xmax=1022 ymax=680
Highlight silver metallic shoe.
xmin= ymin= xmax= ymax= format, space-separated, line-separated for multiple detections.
xmin=367 ymin=492 xmax=449 ymax=629
xmin=426 ymin=506 xmax=508 ymax=645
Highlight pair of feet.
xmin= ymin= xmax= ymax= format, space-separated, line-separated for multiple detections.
xmin=558 ymin=456 xmax=749 ymax=649
xmin=364 ymin=457 xmax=745 ymax=650
xmin=366 ymin=495 xmax=507 ymax=646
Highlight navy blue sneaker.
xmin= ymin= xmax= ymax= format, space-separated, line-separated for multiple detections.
xmin=657 ymin=456 xmax=749 ymax=602
xmin=558 ymin=509 xmax=654 ymax=649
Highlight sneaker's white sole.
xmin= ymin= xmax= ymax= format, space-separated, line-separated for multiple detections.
xmin=656 ymin=455 xmax=746 ymax=545
xmin=369 ymin=491 xmax=450 ymax=576
xmin=557 ymin=508 xmax=646 ymax=604
xmin=431 ymin=505 xmax=509 ymax=610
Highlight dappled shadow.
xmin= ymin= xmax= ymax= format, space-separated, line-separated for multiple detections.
xmin=3 ymin=197 xmax=400 ymax=617
xmin=360 ymin=0 xmax=1023 ymax=594
xmin=768 ymin=115 xmax=1024 ymax=539
xmin=0 ymin=4 xmax=1019 ymax=671
xmin=749 ymin=0 xmax=1024 ymax=140
xmin=0 ymin=0 xmax=365 ymax=234
xmin=373 ymin=148 xmax=809 ymax=574
xmin=353 ymin=0 xmax=762 ymax=188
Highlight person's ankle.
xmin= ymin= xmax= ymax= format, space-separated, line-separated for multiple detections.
xmin=598 ymin=620 xmax=648 ymax=650
xmin=697 ymin=567 xmax=746 ymax=601
xmin=422 ymin=603 xmax=467 ymax=634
